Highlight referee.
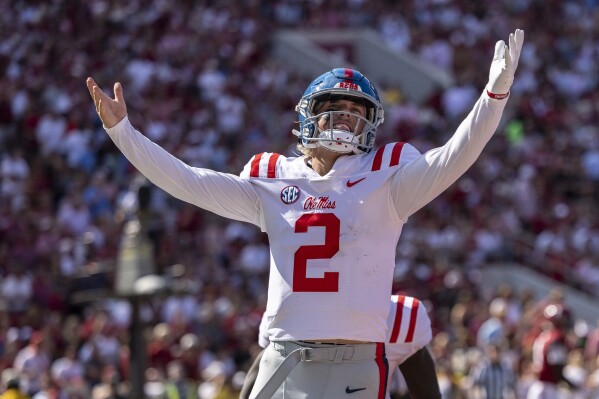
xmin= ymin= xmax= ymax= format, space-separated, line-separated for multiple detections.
xmin=468 ymin=343 xmax=517 ymax=399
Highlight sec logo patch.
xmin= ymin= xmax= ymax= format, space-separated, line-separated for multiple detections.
xmin=280 ymin=185 xmax=300 ymax=204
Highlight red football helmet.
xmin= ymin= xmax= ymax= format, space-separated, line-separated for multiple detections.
xmin=542 ymin=304 xmax=570 ymax=328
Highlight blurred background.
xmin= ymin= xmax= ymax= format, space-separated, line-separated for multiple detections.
xmin=1 ymin=0 xmax=599 ymax=398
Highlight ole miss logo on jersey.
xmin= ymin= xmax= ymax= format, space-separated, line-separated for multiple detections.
xmin=303 ymin=196 xmax=336 ymax=210
xmin=281 ymin=185 xmax=300 ymax=204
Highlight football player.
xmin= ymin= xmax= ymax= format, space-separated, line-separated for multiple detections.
xmin=527 ymin=304 xmax=576 ymax=399
xmin=87 ymin=29 xmax=523 ymax=399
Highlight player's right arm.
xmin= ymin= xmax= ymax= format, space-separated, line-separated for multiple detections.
xmin=86 ymin=78 xmax=260 ymax=225
xmin=240 ymin=349 xmax=264 ymax=399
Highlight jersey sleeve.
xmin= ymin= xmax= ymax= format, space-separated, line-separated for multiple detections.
xmin=106 ymin=117 xmax=260 ymax=226
xmin=369 ymin=142 xmax=421 ymax=172
xmin=240 ymin=152 xmax=281 ymax=179
xmin=412 ymin=300 xmax=433 ymax=349
xmin=386 ymin=296 xmax=433 ymax=366
xmin=390 ymin=92 xmax=507 ymax=221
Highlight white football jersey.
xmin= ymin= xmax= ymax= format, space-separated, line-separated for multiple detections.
xmin=239 ymin=145 xmax=420 ymax=342
xmin=105 ymin=92 xmax=506 ymax=342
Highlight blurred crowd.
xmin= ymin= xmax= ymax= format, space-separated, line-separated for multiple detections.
xmin=2 ymin=0 xmax=599 ymax=398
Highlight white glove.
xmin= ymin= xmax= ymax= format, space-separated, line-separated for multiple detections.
xmin=486 ymin=29 xmax=524 ymax=99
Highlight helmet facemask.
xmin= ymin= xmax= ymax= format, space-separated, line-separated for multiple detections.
xmin=294 ymin=92 xmax=380 ymax=154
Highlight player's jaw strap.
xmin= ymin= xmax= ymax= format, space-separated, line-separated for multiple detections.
xmin=253 ymin=341 xmax=386 ymax=399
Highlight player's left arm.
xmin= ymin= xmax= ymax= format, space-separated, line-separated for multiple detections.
xmin=390 ymin=30 xmax=524 ymax=221
xmin=398 ymin=346 xmax=441 ymax=399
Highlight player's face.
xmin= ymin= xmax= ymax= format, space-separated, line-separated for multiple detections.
xmin=315 ymin=98 xmax=367 ymax=135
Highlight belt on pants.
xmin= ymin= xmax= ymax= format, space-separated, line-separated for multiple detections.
xmin=253 ymin=340 xmax=379 ymax=399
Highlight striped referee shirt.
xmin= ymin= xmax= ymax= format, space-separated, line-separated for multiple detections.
xmin=470 ymin=360 xmax=516 ymax=399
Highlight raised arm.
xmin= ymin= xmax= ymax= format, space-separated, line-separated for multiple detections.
xmin=86 ymin=77 xmax=127 ymax=129
xmin=391 ymin=30 xmax=524 ymax=220
xmin=85 ymin=78 xmax=261 ymax=225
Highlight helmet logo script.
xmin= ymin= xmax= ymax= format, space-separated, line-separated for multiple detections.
xmin=337 ymin=82 xmax=359 ymax=90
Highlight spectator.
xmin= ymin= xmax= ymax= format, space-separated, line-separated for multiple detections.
xmin=12 ymin=332 xmax=50 ymax=396
xmin=527 ymin=304 xmax=577 ymax=399
xmin=50 ymin=344 xmax=85 ymax=392
xmin=0 ymin=147 xmax=29 ymax=212
xmin=584 ymin=319 xmax=599 ymax=362
xmin=197 ymin=361 xmax=236 ymax=399
xmin=0 ymin=370 xmax=29 ymax=399
xmin=164 ymin=360 xmax=198 ymax=399
xmin=0 ymin=266 xmax=32 ymax=321
xmin=476 ymin=298 xmax=508 ymax=349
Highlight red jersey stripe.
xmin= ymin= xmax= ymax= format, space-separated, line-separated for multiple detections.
xmin=405 ymin=298 xmax=420 ymax=343
xmin=250 ymin=153 xmax=263 ymax=177
xmin=389 ymin=296 xmax=405 ymax=343
xmin=389 ymin=142 xmax=405 ymax=167
xmin=267 ymin=153 xmax=280 ymax=178
xmin=375 ymin=342 xmax=388 ymax=399
xmin=371 ymin=146 xmax=385 ymax=171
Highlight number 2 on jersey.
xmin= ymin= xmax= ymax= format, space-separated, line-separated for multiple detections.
xmin=293 ymin=213 xmax=340 ymax=292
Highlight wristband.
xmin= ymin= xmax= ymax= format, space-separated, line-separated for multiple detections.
xmin=486 ymin=90 xmax=509 ymax=100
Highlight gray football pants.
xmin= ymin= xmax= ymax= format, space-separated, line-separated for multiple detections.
xmin=249 ymin=340 xmax=388 ymax=399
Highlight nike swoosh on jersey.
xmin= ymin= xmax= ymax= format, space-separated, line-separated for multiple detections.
xmin=345 ymin=386 xmax=367 ymax=394
xmin=346 ymin=177 xmax=366 ymax=187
